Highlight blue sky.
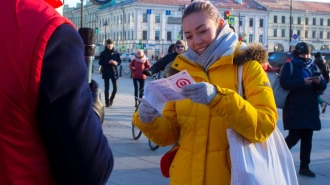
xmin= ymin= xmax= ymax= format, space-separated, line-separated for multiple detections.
xmin=64 ymin=0 xmax=329 ymax=8
xmin=65 ymin=0 xmax=80 ymax=7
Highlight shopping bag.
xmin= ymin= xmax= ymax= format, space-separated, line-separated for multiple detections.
xmin=228 ymin=65 xmax=298 ymax=185
xmin=271 ymin=62 xmax=293 ymax=109
xmin=227 ymin=127 xmax=298 ymax=185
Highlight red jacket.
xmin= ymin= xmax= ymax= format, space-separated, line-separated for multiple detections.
xmin=129 ymin=57 xmax=151 ymax=79
xmin=0 ymin=0 xmax=72 ymax=184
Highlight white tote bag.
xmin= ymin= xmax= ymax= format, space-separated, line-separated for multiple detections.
xmin=228 ymin=65 xmax=298 ymax=185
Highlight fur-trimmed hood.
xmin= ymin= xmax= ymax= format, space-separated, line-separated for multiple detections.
xmin=233 ymin=42 xmax=268 ymax=66
xmin=164 ymin=42 xmax=268 ymax=77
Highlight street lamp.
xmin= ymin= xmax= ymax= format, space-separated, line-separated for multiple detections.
xmin=103 ymin=21 xmax=108 ymax=45
xmin=161 ymin=39 xmax=164 ymax=57
xmin=289 ymin=0 xmax=292 ymax=52
xmin=80 ymin=0 xmax=84 ymax=28
xmin=179 ymin=4 xmax=186 ymax=40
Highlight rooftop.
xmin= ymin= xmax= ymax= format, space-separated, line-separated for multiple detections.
xmin=256 ymin=0 xmax=330 ymax=13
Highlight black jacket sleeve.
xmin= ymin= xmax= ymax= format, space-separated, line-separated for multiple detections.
xmin=98 ymin=49 xmax=109 ymax=66
xmin=116 ymin=52 xmax=122 ymax=66
xmin=149 ymin=52 xmax=178 ymax=74
xmin=36 ymin=24 xmax=114 ymax=185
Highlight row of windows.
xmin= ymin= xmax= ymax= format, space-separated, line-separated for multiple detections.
xmin=98 ymin=32 xmax=266 ymax=45
xmin=99 ymin=13 xmax=136 ymax=27
xmin=237 ymin=34 xmax=264 ymax=43
xmin=107 ymin=28 xmax=330 ymax=41
xmin=98 ymin=13 xmax=162 ymax=27
xmin=102 ymin=30 xmax=173 ymax=41
xmin=273 ymin=16 xmax=330 ymax=26
xmin=273 ymin=29 xmax=330 ymax=39
xmin=95 ymin=14 xmax=330 ymax=29
xmin=107 ymin=30 xmax=265 ymax=43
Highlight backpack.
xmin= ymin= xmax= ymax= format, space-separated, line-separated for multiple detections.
xmin=323 ymin=62 xmax=330 ymax=83
xmin=314 ymin=58 xmax=329 ymax=83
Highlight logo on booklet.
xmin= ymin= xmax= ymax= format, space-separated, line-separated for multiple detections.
xmin=176 ymin=78 xmax=191 ymax=88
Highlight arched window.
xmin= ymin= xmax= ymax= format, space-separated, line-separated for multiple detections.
xmin=274 ymin=43 xmax=284 ymax=52
xmin=320 ymin=45 xmax=329 ymax=51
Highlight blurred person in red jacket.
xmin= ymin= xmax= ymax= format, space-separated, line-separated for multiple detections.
xmin=262 ymin=62 xmax=280 ymax=73
xmin=129 ymin=49 xmax=151 ymax=107
xmin=0 ymin=0 xmax=113 ymax=184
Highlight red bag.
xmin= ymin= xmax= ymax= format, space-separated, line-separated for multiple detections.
xmin=160 ymin=145 xmax=179 ymax=178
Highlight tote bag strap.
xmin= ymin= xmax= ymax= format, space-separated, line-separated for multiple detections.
xmin=237 ymin=65 xmax=243 ymax=97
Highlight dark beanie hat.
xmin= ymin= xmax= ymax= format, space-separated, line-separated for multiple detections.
xmin=106 ymin=39 xmax=114 ymax=44
xmin=314 ymin=52 xmax=322 ymax=58
xmin=175 ymin=40 xmax=186 ymax=47
xmin=295 ymin=42 xmax=311 ymax=55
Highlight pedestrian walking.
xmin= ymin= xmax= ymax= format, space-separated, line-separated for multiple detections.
xmin=133 ymin=1 xmax=277 ymax=184
xmin=0 ymin=0 xmax=114 ymax=184
xmin=99 ymin=39 xmax=122 ymax=107
xmin=280 ymin=42 xmax=327 ymax=177
xmin=129 ymin=49 xmax=151 ymax=107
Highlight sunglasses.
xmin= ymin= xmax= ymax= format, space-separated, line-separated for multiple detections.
xmin=176 ymin=45 xmax=185 ymax=49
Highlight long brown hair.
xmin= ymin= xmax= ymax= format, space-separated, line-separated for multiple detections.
xmin=182 ymin=1 xmax=220 ymax=24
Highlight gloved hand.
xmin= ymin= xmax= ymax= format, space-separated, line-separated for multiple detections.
xmin=90 ymin=79 xmax=105 ymax=124
xmin=138 ymin=103 xmax=161 ymax=123
xmin=142 ymin=70 xmax=152 ymax=76
xmin=181 ymin=82 xmax=217 ymax=104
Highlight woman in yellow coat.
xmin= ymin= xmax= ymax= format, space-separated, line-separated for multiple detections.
xmin=133 ymin=1 xmax=278 ymax=185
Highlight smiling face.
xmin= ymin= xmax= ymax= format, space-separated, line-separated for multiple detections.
xmin=175 ymin=44 xmax=185 ymax=54
xmin=182 ymin=12 xmax=221 ymax=55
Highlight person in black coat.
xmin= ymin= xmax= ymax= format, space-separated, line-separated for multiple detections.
xmin=313 ymin=52 xmax=329 ymax=83
xmin=280 ymin=42 xmax=327 ymax=177
xmin=99 ymin=39 xmax=121 ymax=107
xmin=143 ymin=40 xmax=186 ymax=76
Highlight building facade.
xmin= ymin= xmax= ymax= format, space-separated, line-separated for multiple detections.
xmin=258 ymin=0 xmax=330 ymax=52
xmin=63 ymin=0 xmax=330 ymax=56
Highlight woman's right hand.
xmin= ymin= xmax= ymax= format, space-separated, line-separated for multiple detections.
xmin=131 ymin=66 xmax=136 ymax=70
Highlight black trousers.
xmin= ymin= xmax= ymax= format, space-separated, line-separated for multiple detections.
xmin=285 ymin=129 xmax=313 ymax=169
xmin=133 ymin=78 xmax=145 ymax=100
xmin=104 ymin=77 xmax=118 ymax=105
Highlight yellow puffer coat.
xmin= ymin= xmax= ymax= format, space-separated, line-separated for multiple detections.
xmin=133 ymin=44 xmax=278 ymax=185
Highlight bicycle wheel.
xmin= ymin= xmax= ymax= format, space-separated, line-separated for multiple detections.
xmin=148 ymin=140 xmax=159 ymax=151
xmin=132 ymin=103 xmax=142 ymax=140
xmin=132 ymin=123 xmax=142 ymax=140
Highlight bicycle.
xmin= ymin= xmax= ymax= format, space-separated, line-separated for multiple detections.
xmin=132 ymin=101 xmax=159 ymax=151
